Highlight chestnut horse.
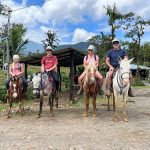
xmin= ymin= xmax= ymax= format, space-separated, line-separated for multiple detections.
xmin=83 ymin=63 xmax=99 ymax=117
xmin=7 ymin=75 xmax=25 ymax=118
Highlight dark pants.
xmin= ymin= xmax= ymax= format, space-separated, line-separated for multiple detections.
xmin=5 ymin=76 xmax=28 ymax=91
xmin=50 ymin=71 xmax=60 ymax=91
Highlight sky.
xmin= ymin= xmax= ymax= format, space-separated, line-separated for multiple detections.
xmin=0 ymin=0 xmax=150 ymax=45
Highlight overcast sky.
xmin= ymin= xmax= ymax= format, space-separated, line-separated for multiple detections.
xmin=0 ymin=0 xmax=150 ymax=44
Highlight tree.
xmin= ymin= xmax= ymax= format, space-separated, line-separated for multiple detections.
xmin=104 ymin=4 xmax=134 ymax=39
xmin=41 ymin=30 xmax=59 ymax=49
xmin=122 ymin=15 xmax=150 ymax=64
xmin=9 ymin=23 xmax=29 ymax=59
xmin=88 ymin=32 xmax=112 ymax=68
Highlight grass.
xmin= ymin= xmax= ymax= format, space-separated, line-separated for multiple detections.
xmin=0 ymin=100 xmax=33 ymax=112
xmin=133 ymin=86 xmax=150 ymax=89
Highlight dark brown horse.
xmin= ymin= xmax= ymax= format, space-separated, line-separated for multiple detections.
xmin=83 ymin=63 xmax=99 ymax=117
xmin=7 ymin=75 xmax=25 ymax=118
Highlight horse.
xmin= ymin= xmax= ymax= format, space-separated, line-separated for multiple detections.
xmin=83 ymin=63 xmax=99 ymax=117
xmin=7 ymin=75 xmax=25 ymax=118
xmin=112 ymin=58 xmax=134 ymax=122
xmin=32 ymin=72 xmax=58 ymax=118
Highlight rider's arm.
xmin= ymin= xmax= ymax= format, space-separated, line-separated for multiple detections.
xmin=83 ymin=56 xmax=88 ymax=68
xmin=41 ymin=57 xmax=45 ymax=72
xmin=106 ymin=57 xmax=112 ymax=68
xmin=95 ymin=56 xmax=99 ymax=68
xmin=9 ymin=64 xmax=15 ymax=76
xmin=41 ymin=64 xmax=45 ymax=72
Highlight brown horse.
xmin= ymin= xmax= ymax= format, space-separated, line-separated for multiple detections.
xmin=83 ymin=63 xmax=99 ymax=117
xmin=7 ymin=75 xmax=25 ymax=118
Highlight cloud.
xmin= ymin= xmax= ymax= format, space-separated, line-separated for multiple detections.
xmin=1 ymin=0 xmax=150 ymax=44
xmin=72 ymin=28 xmax=95 ymax=43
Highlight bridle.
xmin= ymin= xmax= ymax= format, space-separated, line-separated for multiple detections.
xmin=117 ymin=68 xmax=130 ymax=94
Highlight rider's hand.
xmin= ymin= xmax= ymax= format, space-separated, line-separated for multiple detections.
xmin=109 ymin=66 xmax=114 ymax=72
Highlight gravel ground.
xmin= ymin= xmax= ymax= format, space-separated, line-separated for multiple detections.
xmin=0 ymin=88 xmax=150 ymax=150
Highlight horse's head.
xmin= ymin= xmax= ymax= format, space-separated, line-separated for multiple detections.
xmin=119 ymin=58 xmax=134 ymax=86
xmin=32 ymin=73 xmax=41 ymax=96
xmin=85 ymin=63 xmax=97 ymax=84
xmin=10 ymin=75 xmax=22 ymax=98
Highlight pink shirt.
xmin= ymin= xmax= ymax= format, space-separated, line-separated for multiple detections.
xmin=11 ymin=63 xmax=22 ymax=75
xmin=84 ymin=54 xmax=99 ymax=64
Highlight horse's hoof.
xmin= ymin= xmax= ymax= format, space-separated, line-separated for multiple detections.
xmin=83 ymin=112 xmax=88 ymax=117
xmin=49 ymin=114 xmax=54 ymax=117
xmin=107 ymin=107 xmax=110 ymax=111
xmin=123 ymin=118 xmax=128 ymax=122
xmin=93 ymin=113 xmax=97 ymax=117
xmin=37 ymin=115 xmax=41 ymax=118
xmin=6 ymin=115 xmax=11 ymax=119
xmin=114 ymin=117 xmax=118 ymax=122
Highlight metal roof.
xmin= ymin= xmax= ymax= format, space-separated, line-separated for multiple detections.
xmin=20 ymin=47 xmax=85 ymax=67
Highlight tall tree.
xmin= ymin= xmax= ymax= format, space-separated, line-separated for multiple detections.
xmin=88 ymin=32 xmax=112 ymax=68
xmin=122 ymin=15 xmax=150 ymax=64
xmin=9 ymin=23 xmax=29 ymax=59
xmin=104 ymin=4 xmax=134 ymax=39
xmin=41 ymin=30 xmax=59 ymax=49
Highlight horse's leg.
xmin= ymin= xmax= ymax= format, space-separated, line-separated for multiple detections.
xmin=123 ymin=93 xmax=128 ymax=122
xmin=107 ymin=95 xmax=111 ymax=111
xmin=114 ymin=90 xmax=119 ymax=122
xmin=83 ymin=92 xmax=89 ymax=117
xmin=49 ymin=94 xmax=54 ymax=117
xmin=92 ymin=96 xmax=97 ymax=117
xmin=55 ymin=91 xmax=58 ymax=108
xmin=20 ymin=97 xmax=25 ymax=116
xmin=113 ymin=93 xmax=115 ymax=111
xmin=7 ymin=98 xmax=12 ymax=118
xmin=38 ymin=95 xmax=43 ymax=118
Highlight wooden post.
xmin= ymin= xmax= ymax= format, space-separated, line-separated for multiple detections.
xmin=57 ymin=65 xmax=61 ymax=92
xmin=24 ymin=63 xmax=28 ymax=79
xmin=70 ymin=51 xmax=74 ymax=101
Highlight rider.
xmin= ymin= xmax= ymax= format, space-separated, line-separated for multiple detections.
xmin=5 ymin=55 xmax=28 ymax=94
xmin=77 ymin=45 xmax=103 ymax=95
xmin=105 ymin=38 xmax=135 ymax=97
xmin=41 ymin=46 xmax=59 ymax=97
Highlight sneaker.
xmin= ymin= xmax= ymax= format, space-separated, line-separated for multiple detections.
xmin=77 ymin=88 xmax=83 ymax=95
xmin=106 ymin=89 xmax=111 ymax=96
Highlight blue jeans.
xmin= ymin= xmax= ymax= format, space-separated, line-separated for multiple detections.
xmin=46 ymin=71 xmax=60 ymax=91
xmin=5 ymin=76 xmax=28 ymax=90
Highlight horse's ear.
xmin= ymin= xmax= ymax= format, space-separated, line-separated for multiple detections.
xmin=38 ymin=73 xmax=41 ymax=77
xmin=32 ymin=73 xmax=35 ymax=77
xmin=118 ymin=56 xmax=122 ymax=63
xmin=128 ymin=58 xmax=134 ymax=64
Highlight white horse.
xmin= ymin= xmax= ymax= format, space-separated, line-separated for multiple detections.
xmin=113 ymin=58 xmax=134 ymax=122
xmin=32 ymin=72 xmax=58 ymax=117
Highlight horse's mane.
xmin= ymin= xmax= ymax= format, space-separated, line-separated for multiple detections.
xmin=85 ymin=62 xmax=96 ymax=73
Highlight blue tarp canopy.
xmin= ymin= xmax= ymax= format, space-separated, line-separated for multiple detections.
xmin=131 ymin=64 xmax=150 ymax=70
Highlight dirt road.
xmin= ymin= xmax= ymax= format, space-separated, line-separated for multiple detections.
xmin=0 ymin=88 xmax=150 ymax=150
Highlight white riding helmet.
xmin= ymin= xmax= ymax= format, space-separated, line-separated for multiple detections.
xmin=112 ymin=38 xmax=120 ymax=44
xmin=87 ymin=45 xmax=95 ymax=51
xmin=46 ymin=46 xmax=53 ymax=51
xmin=13 ymin=55 xmax=19 ymax=60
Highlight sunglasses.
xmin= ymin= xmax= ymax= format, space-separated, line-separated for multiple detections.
xmin=88 ymin=49 xmax=93 ymax=51
xmin=46 ymin=49 xmax=52 ymax=51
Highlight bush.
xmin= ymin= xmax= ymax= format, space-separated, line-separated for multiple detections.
xmin=132 ymin=78 xmax=145 ymax=86
xmin=0 ymin=86 xmax=7 ymax=103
